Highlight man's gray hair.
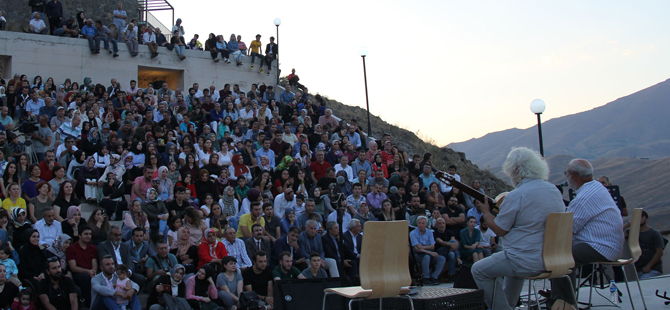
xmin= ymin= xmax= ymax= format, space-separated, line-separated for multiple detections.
xmin=568 ymin=159 xmax=594 ymax=179
xmin=502 ymin=147 xmax=549 ymax=186
xmin=348 ymin=218 xmax=361 ymax=230
xmin=325 ymin=221 xmax=338 ymax=231
xmin=108 ymin=224 xmax=121 ymax=235
xmin=416 ymin=216 xmax=429 ymax=224
xmin=306 ymin=219 xmax=318 ymax=228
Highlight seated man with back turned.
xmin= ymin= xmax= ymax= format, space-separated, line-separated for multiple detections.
xmin=544 ymin=159 xmax=624 ymax=307
xmin=471 ymin=147 xmax=565 ymax=310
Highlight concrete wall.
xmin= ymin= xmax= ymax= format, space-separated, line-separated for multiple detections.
xmin=0 ymin=31 xmax=277 ymax=91
xmin=1 ymin=0 xmax=139 ymax=33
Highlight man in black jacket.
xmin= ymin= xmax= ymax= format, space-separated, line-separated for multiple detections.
xmin=260 ymin=36 xmax=278 ymax=74
xmin=44 ymin=0 xmax=62 ymax=34
xmin=322 ymin=221 xmax=357 ymax=279
xmin=341 ymin=219 xmax=363 ymax=279
xmin=97 ymin=225 xmax=146 ymax=288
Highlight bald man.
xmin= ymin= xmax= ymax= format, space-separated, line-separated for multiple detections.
xmin=545 ymin=159 xmax=624 ymax=308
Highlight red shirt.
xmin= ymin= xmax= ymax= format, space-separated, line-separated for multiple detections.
xmin=131 ymin=176 xmax=153 ymax=201
xmin=311 ymin=160 xmax=331 ymax=181
xmin=197 ymin=241 xmax=228 ymax=269
xmin=39 ymin=161 xmax=59 ymax=182
xmin=66 ymin=241 xmax=98 ymax=270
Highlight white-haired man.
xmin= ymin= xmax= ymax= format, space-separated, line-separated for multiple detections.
xmin=543 ymin=159 xmax=624 ymax=307
xmin=472 ymin=147 xmax=565 ymax=310
xmin=411 ymin=216 xmax=446 ymax=285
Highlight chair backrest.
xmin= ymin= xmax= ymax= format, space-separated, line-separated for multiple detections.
xmin=542 ymin=212 xmax=575 ymax=278
xmin=626 ymin=208 xmax=643 ymax=262
xmin=359 ymin=221 xmax=411 ymax=299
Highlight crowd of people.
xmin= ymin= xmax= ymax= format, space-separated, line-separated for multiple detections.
xmin=8 ymin=1 xmax=279 ymax=67
xmin=0 ymin=68 xmax=511 ymax=310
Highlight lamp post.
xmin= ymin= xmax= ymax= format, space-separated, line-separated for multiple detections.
xmin=274 ymin=18 xmax=281 ymax=85
xmin=530 ymin=99 xmax=546 ymax=157
xmin=359 ymin=46 xmax=372 ymax=139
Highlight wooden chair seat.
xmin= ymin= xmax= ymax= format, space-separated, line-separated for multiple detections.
xmin=595 ymin=258 xmax=635 ymax=266
xmin=325 ymin=287 xmax=374 ymax=299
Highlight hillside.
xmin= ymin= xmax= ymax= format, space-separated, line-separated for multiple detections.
xmin=493 ymin=155 xmax=670 ymax=230
xmin=447 ymin=78 xmax=670 ymax=169
xmin=310 ymin=92 xmax=513 ymax=196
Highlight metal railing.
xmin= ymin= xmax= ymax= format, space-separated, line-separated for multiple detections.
xmin=146 ymin=12 xmax=171 ymax=41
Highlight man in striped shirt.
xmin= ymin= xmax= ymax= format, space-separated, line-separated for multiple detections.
xmin=55 ymin=114 xmax=82 ymax=146
xmin=548 ymin=158 xmax=624 ymax=306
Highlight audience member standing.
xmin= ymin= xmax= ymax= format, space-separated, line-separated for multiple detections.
xmin=112 ymin=2 xmax=127 ymax=42
xmin=44 ymin=0 xmax=62 ymax=35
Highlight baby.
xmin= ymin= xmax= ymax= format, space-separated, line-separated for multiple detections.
xmin=114 ymin=265 xmax=132 ymax=310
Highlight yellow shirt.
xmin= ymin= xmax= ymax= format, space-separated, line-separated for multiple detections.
xmin=2 ymin=198 xmax=26 ymax=214
xmin=236 ymin=213 xmax=265 ymax=238
xmin=250 ymin=40 xmax=262 ymax=54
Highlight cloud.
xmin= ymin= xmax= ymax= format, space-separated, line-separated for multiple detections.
xmin=623 ymin=49 xmax=635 ymax=56
xmin=607 ymin=40 xmax=619 ymax=44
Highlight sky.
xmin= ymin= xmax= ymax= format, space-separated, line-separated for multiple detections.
xmin=151 ymin=0 xmax=670 ymax=146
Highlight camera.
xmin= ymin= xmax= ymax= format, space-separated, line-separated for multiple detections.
xmin=17 ymin=114 xmax=39 ymax=136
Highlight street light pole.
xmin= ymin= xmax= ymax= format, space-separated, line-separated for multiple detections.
xmin=274 ymin=18 xmax=281 ymax=86
xmin=530 ymin=99 xmax=546 ymax=157
xmin=359 ymin=47 xmax=371 ymax=139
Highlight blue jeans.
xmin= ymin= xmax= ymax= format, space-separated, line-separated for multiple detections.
xmin=92 ymin=295 xmax=141 ymax=310
xmin=415 ymin=253 xmax=446 ymax=280
xmin=174 ymin=45 xmax=185 ymax=55
xmin=437 ymin=247 xmax=458 ymax=275
xmin=86 ymin=36 xmax=101 ymax=51
xmin=638 ymin=269 xmax=661 ymax=280
xmin=227 ymin=216 xmax=238 ymax=231
xmin=102 ymin=38 xmax=119 ymax=53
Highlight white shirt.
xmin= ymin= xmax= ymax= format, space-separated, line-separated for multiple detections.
xmin=239 ymin=108 xmax=255 ymax=120
xmin=142 ymin=32 xmax=157 ymax=44
xmin=274 ymin=193 xmax=297 ymax=218
xmin=55 ymin=144 xmax=78 ymax=159
xmin=210 ymin=90 xmax=220 ymax=103
xmin=35 ymin=219 xmax=62 ymax=246
xmin=334 ymin=164 xmax=354 ymax=182
xmin=112 ymin=243 xmax=124 ymax=264
xmin=30 ymin=19 xmax=46 ymax=33
xmin=327 ymin=211 xmax=351 ymax=233
xmin=440 ymin=173 xmax=461 ymax=193
xmin=476 ymin=225 xmax=497 ymax=247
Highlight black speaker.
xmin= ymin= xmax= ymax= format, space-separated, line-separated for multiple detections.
xmin=274 ymin=278 xmax=345 ymax=310
xmin=453 ymin=264 xmax=478 ymax=289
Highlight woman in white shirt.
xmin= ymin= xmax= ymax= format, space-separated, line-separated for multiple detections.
xmin=217 ymin=140 xmax=233 ymax=169
xmin=197 ymin=138 xmax=215 ymax=168
xmin=93 ymin=143 xmax=111 ymax=171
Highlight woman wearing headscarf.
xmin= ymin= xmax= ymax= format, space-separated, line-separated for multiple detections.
xmin=142 ymin=188 xmax=168 ymax=240
xmin=99 ymin=169 xmax=127 ymax=221
xmin=275 ymin=155 xmax=294 ymax=175
xmin=81 ymin=127 xmax=100 ymax=157
xmin=10 ymin=208 xmax=31 ymax=250
xmin=218 ymin=186 xmax=239 ymax=230
xmin=61 ymin=206 xmax=87 ymax=243
xmin=123 ymin=199 xmax=150 ymax=241
xmin=197 ymin=228 xmax=227 ymax=269
xmin=93 ymin=142 xmax=111 ymax=174
xmin=124 ymin=140 xmax=146 ymax=178
xmin=17 ymin=229 xmax=46 ymax=289
xmin=194 ymin=169 xmax=216 ymax=205
xmin=336 ymin=170 xmax=353 ymax=197
xmin=147 ymin=264 xmax=189 ymax=310
xmin=100 ymin=154 xmax=126 ymax=183
xmin=186 ymin=264 xmax=221 ymax=310
xmin=173 ymin=226 xmax=198 ymax=274
xmin=44 ymin=234 xmax=72 ymax=275
xmin=66 ymin=150 xmax=85 ymax=180
xmin=160 ymin=142 xmax=179 ymax=167
xmin=309 ymin=186 xmax=330 ymax=219
xmin=251 ymin=155 xmax=273 ymax=179
xmin=77 ymin=156 xmax=100 ymax=201
xmin=154 ymin=166 xmax=174 ymax=202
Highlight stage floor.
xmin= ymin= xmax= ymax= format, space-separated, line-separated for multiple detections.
xmin=434 ymin=274 xmax=670 ymax=309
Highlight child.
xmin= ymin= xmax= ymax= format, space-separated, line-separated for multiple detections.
xmin=167 ymin=216 xmax=183 ymax=251
xmin=114 ymin=265 xmax=132 ymax=310
xmin=294 ymin=194 xmax=305 ymax=215
xmin=234 ymin=176 xmax=249 ymax=203
xmin=11 ymin=288 xmax=35 ymax=310
xmin=0 ymin=245 xmax=20 ymax=287
xmin=309 ymin=213 xmax=323 ymax=234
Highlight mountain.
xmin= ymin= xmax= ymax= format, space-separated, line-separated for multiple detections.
xmin=447 ymin=78 xmax=670 ymax=169
xmin=493 ymin=155 xmax=670 ymax=230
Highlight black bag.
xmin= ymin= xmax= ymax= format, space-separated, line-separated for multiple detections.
xmin=239 ymin=291 xmax=259 ymax=309
xmin=453 ymin=264 xmax=478 ymax=289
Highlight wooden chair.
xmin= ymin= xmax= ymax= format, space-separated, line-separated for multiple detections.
xmin=587 ymin=208 xmax=647 ymax=310
xmin=322 ymin=221 xmax=414 ymax=310
xmin=492 ymin=212 xmax=576 ymax=309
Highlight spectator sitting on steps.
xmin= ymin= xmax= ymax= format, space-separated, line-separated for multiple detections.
xmin=29 ymin=12 xmax=48 ymax=35
xmin=142 ymin=26 xmax=159 ymax=58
